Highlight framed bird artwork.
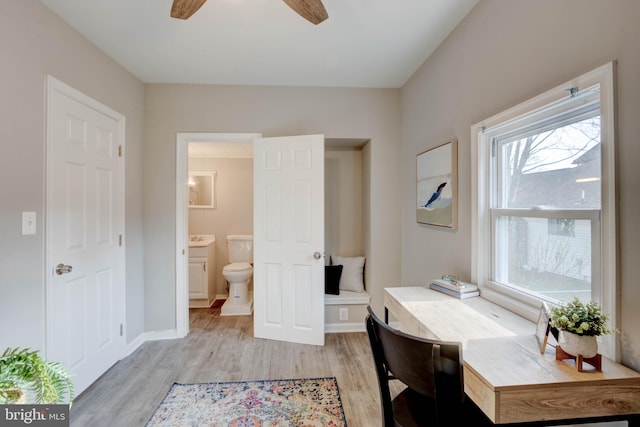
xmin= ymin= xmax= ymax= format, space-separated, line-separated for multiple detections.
xmin=416 ymin=138 xmax=458 ymax=228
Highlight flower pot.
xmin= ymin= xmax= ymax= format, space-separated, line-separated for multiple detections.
xmin=558 ymin=330 xmax=598 ymax=358
xmin=3 ymin=388 xmax=26 ymax=404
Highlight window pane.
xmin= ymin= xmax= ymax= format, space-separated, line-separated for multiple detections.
xmin=494 ymin=215 xmax=592 ymax=304
xmin=496 ymin=116 xmax=601 ymax=209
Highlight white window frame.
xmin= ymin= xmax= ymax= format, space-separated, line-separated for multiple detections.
xmin=471 ymin=62 xmax=618 ymax=359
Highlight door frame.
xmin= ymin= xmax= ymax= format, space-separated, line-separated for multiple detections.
xmin=45 ymin=75 xmax=126 ymax=362
xmin=175 ymin=132 xmax=262 ymax=337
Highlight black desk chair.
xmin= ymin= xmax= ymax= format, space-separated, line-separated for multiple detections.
xmin=365 ymin=305 xmax=492 ymax=427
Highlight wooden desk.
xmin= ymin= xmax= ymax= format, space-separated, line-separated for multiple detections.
xmin=384 ymin=286 xmax=640 ymax=425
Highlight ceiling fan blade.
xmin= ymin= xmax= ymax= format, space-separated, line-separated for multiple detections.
xmin=171 ymin=0 xmax=207 ymax=20
xmin=282 ymin=0 xmax=329 ymax=25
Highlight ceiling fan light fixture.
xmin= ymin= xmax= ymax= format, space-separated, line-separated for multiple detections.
xmin=282 ymin=0 xmax=329 ymax=25
xmin=170 ymin=0 xmax=329 ymax=25
xmin=171 ymin=0 xmax=208 ymax=20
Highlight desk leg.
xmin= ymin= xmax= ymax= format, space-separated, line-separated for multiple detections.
xmin=384 ymin=307 xmax=389 ymax=324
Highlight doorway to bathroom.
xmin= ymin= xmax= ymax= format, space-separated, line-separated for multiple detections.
xmin=176 ymin=133 xmax=261 ymax=337
xmin=176 ymin=133 xmax=369 ymax=342
xmin=188 ymin=140 xmax=255 ymax=312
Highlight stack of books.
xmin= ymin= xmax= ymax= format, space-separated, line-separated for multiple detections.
xmin=429 ymin=277 xmax=479 ymax=299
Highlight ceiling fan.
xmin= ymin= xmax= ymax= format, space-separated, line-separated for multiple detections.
xmin=170 ymin=0 xmax=329 ymax=25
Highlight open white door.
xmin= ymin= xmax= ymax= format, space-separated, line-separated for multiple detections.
xmin=253 ymin=134 xmax=325 ymax=345
xmin=46 ymin=76 xmax=125 ymax=396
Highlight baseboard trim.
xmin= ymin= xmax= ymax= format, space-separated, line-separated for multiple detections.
xmin=125 ymin=333 xmax=145 ymax=356
xmin=124 ymin=329 xmax=181 ymax=361
xmin=126 ymin=322 xmax=365 ymax=357
xmin=325 ymin=322 xmax=365 ymax=333
xmin=143 ymin=329 xmax=179 ymax=342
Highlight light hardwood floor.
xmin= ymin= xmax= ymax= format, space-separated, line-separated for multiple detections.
xmin=70 ymin=301 xmax=382 ymax=426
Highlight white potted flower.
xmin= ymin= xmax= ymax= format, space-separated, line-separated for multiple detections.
xmin=549 ymin=298 xmax=614 ymax=358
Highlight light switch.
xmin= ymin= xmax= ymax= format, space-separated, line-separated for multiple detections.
xmin=22 ymin=212 xmax=36 ymax=235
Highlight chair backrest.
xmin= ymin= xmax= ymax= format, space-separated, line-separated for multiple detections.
xmin=365 ymin=306 xmax=466 ymax=426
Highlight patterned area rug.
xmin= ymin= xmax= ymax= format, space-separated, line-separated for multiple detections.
xmin=146 ymin=377 xmax=347 ymax=426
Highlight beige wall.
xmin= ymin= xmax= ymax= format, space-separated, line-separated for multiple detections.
xmin=325 ymin=147 xmax=364 ymax=262
xmin=0 ymin=2 xmax=400 ymax=346
xmin=400 ymin=0 xmax=640 ymax=370
xmin=189 ymin=157 xmax=254 ymax=297
xmin=188 ymin=147 xmax=366 ymax=299
xmin=144 ymin=85 xmax=401 ymax=332
xmin=0 ymin=0 xmax=145 ymax=350
xmin=14 ymin=0 xmax=636 ymax=376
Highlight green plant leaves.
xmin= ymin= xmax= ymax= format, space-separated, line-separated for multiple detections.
xmin=549 ymin=298 xmax=613 ymax=336
xmin=0 ymin=347 xmax=74 ymax=405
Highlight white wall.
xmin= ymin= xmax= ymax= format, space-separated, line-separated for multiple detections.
xmin=400 ymin=0 xmax=640 ymax=370
xmin=0 ymin=0 xmax=145 ymax=352
xmin=143 ymin=85 xmax=401 ymax=332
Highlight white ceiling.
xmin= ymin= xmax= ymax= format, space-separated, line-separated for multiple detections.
xmin=39 ymin=0 xmax=478 ymax=89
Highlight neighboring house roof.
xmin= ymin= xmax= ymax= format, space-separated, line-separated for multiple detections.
xmin=510 ymin=144 xmax=601 ymax=209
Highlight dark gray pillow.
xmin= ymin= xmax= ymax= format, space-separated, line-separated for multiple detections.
xmin=325 ymin=265 xmax=343 ymax=295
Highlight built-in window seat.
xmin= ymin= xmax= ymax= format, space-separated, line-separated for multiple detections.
xmin=324 ymin=290 xmax=370 ymax=333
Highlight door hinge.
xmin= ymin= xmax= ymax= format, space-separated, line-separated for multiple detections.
xmin=119 ymin=234 xmax=123 ymax=246
xmin=118 ymin=145 xmax=123 ymax=157
xmin=119 ymin=324 xmax=123 ymax=336
xmin=203 ymin=262 xmax=206 ymax=272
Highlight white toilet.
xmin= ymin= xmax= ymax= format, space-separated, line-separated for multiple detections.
xmin=221 ymin=235 xmax=253 ymax=316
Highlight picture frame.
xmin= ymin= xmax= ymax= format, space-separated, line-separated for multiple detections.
xmin=416 ymin=138 xmax=458 ymax=228
xmin=535 ymin=302 xmax=551 ymax=354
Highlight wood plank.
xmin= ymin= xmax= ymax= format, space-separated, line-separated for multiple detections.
xmin=499 ymin=383 xmax=640 ymax=423
xmin=384 ymin=286 xmax=640 ymax=424
xmin=464 ymin=367 xmax=497 ymax=421
xmin=69 ymin=301 xmax=382 ymax=426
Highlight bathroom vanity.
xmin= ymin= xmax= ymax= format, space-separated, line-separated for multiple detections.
xmin=188 ymin=235 xmax=216 ymax=308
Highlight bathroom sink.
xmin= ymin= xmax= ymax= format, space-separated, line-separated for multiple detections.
xmin=189 ymin=235 xmax=216 ymax=247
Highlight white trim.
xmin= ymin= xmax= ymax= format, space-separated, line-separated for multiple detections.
xmin=325 ymin=322 xmax=365 ymax=333
xmin=175 ymin=133 xmax=262 ymax=338
xmin=125 ymin=333 xmax=146 ymax=356
xmin=143 ymin=329 xmax=180 ymax=342
xmin=324 ymin=292 xmax=370 ymax=333
xmin=598 ymin=62 xmax=618 ymax=359
xmin=176 ymin=137 xmax=189 ymax=338
xmin=125 ymin=330 xmax=181 ymax=356
xmin=325 ymin=291 xmax=370 ymax=305
xmin=471 ymin=62 xmax=617 ymax=359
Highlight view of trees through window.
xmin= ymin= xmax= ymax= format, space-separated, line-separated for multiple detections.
xmin=493 ymin=108 xmax=601 ymax=304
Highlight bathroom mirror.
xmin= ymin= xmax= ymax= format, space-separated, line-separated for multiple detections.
xmin=188 ymin=171 xmax=216 ymax=208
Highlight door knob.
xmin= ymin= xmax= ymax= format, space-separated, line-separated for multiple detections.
xmin=313 ymin=252 xmax=322 ymax=260
xmin=55 ymin=263 xmax=73 ymax=275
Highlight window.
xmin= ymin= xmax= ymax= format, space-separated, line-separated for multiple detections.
xmin=471 ymin=63 xmax=617 ymax=358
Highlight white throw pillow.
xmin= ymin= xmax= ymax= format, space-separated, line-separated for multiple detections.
xmin=331 ymin=256 xmax=365 ymax=292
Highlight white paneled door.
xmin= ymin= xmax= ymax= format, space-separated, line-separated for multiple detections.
xmin=253 ymin=135 xmax=325 ymax=345
xmin=46 ymin=77 xmax=125 ymax=396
